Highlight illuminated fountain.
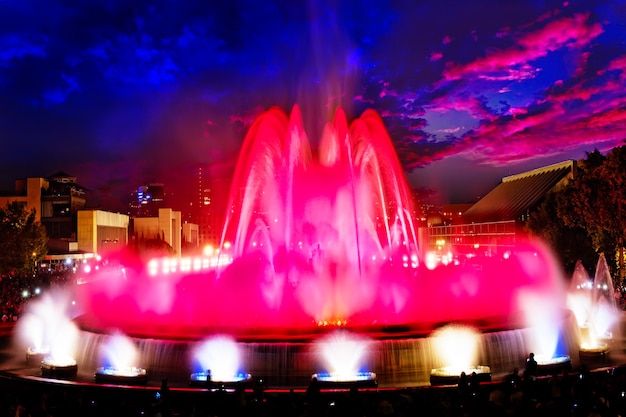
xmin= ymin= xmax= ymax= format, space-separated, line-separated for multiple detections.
xmin=15 ymin=291 xmax=80 ymax=379
xmin=17 ymin=105 xmax=578 ymax=388
xmin=94 ymin=332 xmax=148 ymax=385
xmin=311 ymin=330 xmax=376 ymax=388
xmin=578 ymin=254 xmax=618 ymax=361
xmin=189 ymin=336 xmax=251 ymax=388
xmin=429 ymin=324 xmax=490 ymax=386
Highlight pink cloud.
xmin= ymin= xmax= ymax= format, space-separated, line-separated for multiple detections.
xmin=229 ymin=106 xmax=265 ymax=129
xmin=455 ymin=87 xmax=626 ymax=166
xmin=443 ymin=13 xmax=603 ymax=82
xmin=436 ymin=126 xmax=463 ymax=134
xmin=430 ymin=51 xmax=443 ymax=62
xmin=354 ymin=94 xmax=375 ymax=105
xmin=427 ymin=96 xmax=493 ymax=120
xmin=508 ymin=107 xmax=528 ymax=117
xmin=607 ymin=55 xmax=626 ymax=81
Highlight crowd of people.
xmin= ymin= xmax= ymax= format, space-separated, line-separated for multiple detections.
xmin=0 ymin=269 xmax=74 ymax=324
xmin=0 ymin=363 xmax=625 ymax=416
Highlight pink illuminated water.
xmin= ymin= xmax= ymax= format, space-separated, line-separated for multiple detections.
xmin=75 ymin=106 xmax=568 ymax=339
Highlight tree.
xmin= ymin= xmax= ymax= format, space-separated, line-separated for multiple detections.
xmin=556 ymin=145 xmax=626 ymax=281
xmin=0 ymin=201 xmax=48 ymax=276
xmin=525 ymin=192 xmax=597 ymax=275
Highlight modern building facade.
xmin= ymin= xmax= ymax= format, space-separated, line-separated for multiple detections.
xmin=128 ymin=182 xmax=165 ymax=217
xmin=0 ymin=177 xmax=49 ymax=222
xmin=131 ymin=208 xmax=183 ymax=257
xmin=40 ymin=172 xmax=87 ymax=242
xmin=193 ymin=165 xmax=230 ymax=247
xmin=77 ymin=210 xmax=129 ymax=255
xmin=423 ymin=160 xmax=576 ymax=259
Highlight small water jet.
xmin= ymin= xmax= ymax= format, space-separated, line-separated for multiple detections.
xmin=568 ymin=260 xmax=593 ymax=329
xmin=15 ymin=290 xmax=80 ymax=378
xmin=311 ymin=330 xmax=377 ymax=388
xmin=429 ymin=324 xmax=491 ymax=386
xmin=94 ymin=332 xmax=148 ymax=385
xmin=189 ymin=336 xmax=251 ymax=388
xmin=578 ymin=254 xmax=618 ymax=361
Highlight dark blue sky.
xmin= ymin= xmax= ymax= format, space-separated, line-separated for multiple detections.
xmin=1 ymin=0 xmax=625 ymax=210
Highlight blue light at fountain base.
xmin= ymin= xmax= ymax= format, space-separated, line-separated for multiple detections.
xmin=94 ymin=366 xmax=148 ymax=385
xmin=311 ymin=372 xmax=378 ymax=389
xmin=189 ymin=372 xmax=252 ymax=389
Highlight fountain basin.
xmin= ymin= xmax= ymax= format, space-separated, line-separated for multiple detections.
xmin=26 ymin=346 xmax=49 ymax=366
xmin=430 ymin=366 xmax=491 ymax=386
xmin=94 ymin=366 xmax=148 ymax=385
xmin=311 ymin=371 xmax=378 ymax=389
xmin=70 ymin=309 xmax=579 ymax=389
xmin=41 ymin=357 xmax=78 ymax=379
xmin=579 ymin=343 xmax=610 ymax=362
xmin=534 ymin=355 xmax=572 ymax=376
xmin=188 ymin=372 xmax=252 ymax=389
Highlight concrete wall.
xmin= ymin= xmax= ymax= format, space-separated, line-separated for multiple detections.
xmin=0 ymin=178 xmax=48 ymax=222
xmin=77 ymin=210 xmax=129 ymax=254
xmin=133 ymin=208 xmax=182 ymax=257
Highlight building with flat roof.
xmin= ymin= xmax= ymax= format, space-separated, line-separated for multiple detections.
xmin=131 ymin=208 xmax=182 ymax=257
xmin=0 ymin=178 xmax=48 ymax=222
xmin=77 ymin=210 xmax=129 ymax=255
xmin=423 ymin=160 xmax=576 ymax=259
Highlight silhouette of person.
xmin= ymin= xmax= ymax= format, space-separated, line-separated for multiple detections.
xmin=526 ymin=352 xmax=538 ymax=380
xmin=306 ymin=376 xmax=322 ymax=413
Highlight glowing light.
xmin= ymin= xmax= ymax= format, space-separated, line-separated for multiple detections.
xmin=431 ymin=324 xmax=480 ymax=375
xmin=521 ymin=291 xmax=561 ymax=360
xmin=16 ymin=290 xmax=79 ymax=365
xmin=192 ymin=336 xmax=243 ymax=382
xmin=316 ymin=331 xmax=371 ymax=381
xmin=425 ymin=251 xmax=437 ymax=270
xmin=99 ymin=332 xmax=140 ymax=371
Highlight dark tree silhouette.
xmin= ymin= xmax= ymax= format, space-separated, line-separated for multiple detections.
xmin=0 ymin=201 xmax=48 ymax=275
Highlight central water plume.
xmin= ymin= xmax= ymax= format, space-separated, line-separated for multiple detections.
xmin=76 ymin=105 xmax=571 ymax=336
xmin=217 ymin=104 xmax=420 ymax=325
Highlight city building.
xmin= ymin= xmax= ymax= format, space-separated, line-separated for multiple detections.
xmin=0 ymin=177 xmax=47 ymax=222
xmin=423 ymin=160 xmax=576 ymax=259
xmin=40 ymin=172 xmax=87 ymax=243
xmin=193 ymin=165 xmax=231 ymax=247
xmin=0 ymin=174 xmax=196 ymax=269
xmin=131 ymin=208 xmax=183 ymax=257
xmin=128 ymin=182 xmax=165 ymax=217
xmin=77 ymin=210 xmax=129 ymax=255
xmin=0 ymin=173 xmax=88 ymax=255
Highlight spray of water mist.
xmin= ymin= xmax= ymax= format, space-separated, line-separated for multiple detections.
xmin=192 ymin=336 xmax=243 ymax=382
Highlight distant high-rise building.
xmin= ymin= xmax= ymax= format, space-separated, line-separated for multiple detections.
xmin=193 ymin=165 xmax=231 ymax=247
xmin=129 ymin=182 xmax=165 ymax=217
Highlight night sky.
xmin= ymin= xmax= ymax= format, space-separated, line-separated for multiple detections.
xmin=1 ymin=0 xmax=625 ymax=211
